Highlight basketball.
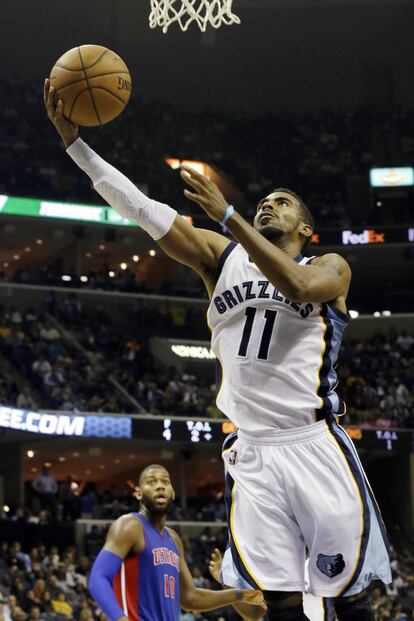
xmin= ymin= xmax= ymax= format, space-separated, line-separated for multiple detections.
xmin=49 ymin=44 xmax=132 ymax=127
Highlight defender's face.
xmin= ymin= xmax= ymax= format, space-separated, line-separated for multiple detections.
xmin=138 ymin=468 xmax=175 ymax=515
xmin=253 ymin=192 xmax=301 ymax=239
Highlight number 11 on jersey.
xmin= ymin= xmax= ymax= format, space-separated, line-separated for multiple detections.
xmin=238 ymin=307 xmax=278 ymax=361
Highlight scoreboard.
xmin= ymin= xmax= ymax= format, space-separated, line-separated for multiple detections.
xmin=132 ymin=418 xmax=413 ymax=452
xmin=0 ymin=405 xmax=412 ymax=451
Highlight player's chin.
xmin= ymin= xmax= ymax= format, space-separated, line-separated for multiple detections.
xmin=257 ymin=224 xmax=284 ymax=241
xmin=147 ymin=498 xmax=174 ymax=515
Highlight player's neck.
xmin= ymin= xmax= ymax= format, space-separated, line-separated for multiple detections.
xmin=140 ymin=508 xmax=167 ymax=533
xmin=272 ymin=238 xmax=302 ymax=259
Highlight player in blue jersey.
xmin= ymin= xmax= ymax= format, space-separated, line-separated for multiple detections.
xmin=88 ymin=464 xmax=263 ymax=621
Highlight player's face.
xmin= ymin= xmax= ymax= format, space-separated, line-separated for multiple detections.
xmin=253 ymin=192 xmax=301 ymax=242
xmin=139 ymin=468 xmax=175 ymax=515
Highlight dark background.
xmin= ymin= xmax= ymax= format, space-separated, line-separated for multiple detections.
xmin=1 ymin=0 xmax=413 ymax=113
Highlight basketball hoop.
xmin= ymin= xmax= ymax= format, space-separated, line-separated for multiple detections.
xmin=149 ymin=0 xmax=241 ymax=33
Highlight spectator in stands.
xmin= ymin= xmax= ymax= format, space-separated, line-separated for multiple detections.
xmin=16 ymin=386 xmax=37 ymax=410
xmin=31 ymin=468 xmax=58 ymax=519
xmin=32 ymin=356 xmax=51 ymax=380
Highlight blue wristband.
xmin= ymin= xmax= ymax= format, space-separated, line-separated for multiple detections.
xmin=220 ymin=205 xmax=234 ymax=226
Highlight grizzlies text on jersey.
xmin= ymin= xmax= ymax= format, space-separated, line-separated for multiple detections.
xmin=207 ymin=243 xmax=350 ymax=432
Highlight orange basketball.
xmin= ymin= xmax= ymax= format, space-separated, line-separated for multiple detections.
xmin=49 ymin=44 xmax=132 ymax=127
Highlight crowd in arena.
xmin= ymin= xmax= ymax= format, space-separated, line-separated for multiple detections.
xmin=0 ymin=295 xmax=413 ymax=426
xmin=0 ymin=305 xmax=128 ymax=414
xmin=0 ymin=524 xmax=414 ymax=621
xmin=4 ymin=265 xmax=207 ymax=300
xmin=18 ymin=466 xmax=226 ymax=526
xmin=2 ymin=76 xmax=414 ymax=230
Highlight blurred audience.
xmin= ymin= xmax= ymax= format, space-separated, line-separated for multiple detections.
xmin=0 ymin=299 xmax=413 ymax=427
xmin=0 ymin=533 xmax=413 ymax=620
xmin=1 ymin=76 xmax=414 ymax=232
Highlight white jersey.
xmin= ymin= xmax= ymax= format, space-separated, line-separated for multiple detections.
xmin=206 ymin=243 xmax=349 ymax=433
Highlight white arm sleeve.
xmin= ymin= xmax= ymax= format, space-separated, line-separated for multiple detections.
xmin=66 ymin=138 xmax=177 ymax=240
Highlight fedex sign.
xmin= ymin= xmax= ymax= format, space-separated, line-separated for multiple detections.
xmin=342 ymin=229 xmax=385 ymax=245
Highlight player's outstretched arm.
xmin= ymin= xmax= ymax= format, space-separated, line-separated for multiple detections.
xmin=168 ymin=530 xmax=264 ymax=613
xmin=88 ymin=515 xmax=144 ymax=621
xmin=208 ymin=548 xmax=266 ymax=621
xmin=44 ymin=79 xmax=229 ymax=294
xmin=180 ymin=165 xmax=351 ymax=304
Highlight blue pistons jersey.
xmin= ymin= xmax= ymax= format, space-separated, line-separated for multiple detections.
xmin=113 ymin=513 xmax=180 ymax=621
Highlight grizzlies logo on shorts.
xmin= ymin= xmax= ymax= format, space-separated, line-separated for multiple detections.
xmin=317 ymin=554 xmax=345 ymax=579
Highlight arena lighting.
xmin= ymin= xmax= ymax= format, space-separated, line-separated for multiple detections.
xmin=120 ymin=262 xmax=127 ymax=270
xmin=24 ymin=246 xmax=31 ymax=252
xmin=132 ymin=254 xmax=139 ymax=262
xmin=80 ymin=275 xmax=88 ymax=282
xmin=149 ymin=249 xmax=156 ymax=257
xmin=99 ymin=244 xmax=106 ymax=250
xmin=382 ymin=310 xmax=392 ymax=316
xmin=374 ymin=312 xmax=381 ymax=317
xmin=36 ymin=239 xmax=43 ymax=245
xmin=349 ymin=310 xmax=359 ymax=319
xmin=26 ymin=449 xmax=34 ymax=458
xmin=3 ymin=505 xmax=10 ymax=513
xmin=165 ymin=158 xmax=206 ymax=175
xmin=61 ymin=275 xmax=72 ymax=282
xmin=108 ymin=270 xmax=115 ymax=278
xmin=3 ymin=262 xmax=9 ymax=268
xmin=13 ymin=254 xmax=20 ymax=260
xmin=181 ymin=215 xmax=193 ymax=225
xmin=85 ymin=252 xmax=92 ymax=258
xmin=370 ymin=166 xmax=414 ymax=187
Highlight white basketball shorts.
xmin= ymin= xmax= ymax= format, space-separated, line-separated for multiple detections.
xmin=222 ymin=416 xmax=391 ymax=597
xmin=221 ymin=549 xmax=337 ymax=621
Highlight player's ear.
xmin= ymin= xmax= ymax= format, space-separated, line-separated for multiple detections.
xmin=172 ymin=488 xmax=176 ymax=501
xmin=133 ymin=485 xmax=143 ymax=501
xmin=300 ymin=221 xmax=313 ymax=239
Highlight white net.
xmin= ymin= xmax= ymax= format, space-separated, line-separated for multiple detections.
xmin=149 ymin=0 xmax=241 ymax=33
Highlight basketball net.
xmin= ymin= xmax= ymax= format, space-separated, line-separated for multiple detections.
xmin=149 ymin=0 xmax=241 ymax=33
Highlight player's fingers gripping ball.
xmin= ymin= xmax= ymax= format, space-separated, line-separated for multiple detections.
xmin=49 ymin=44 xmax=132 ymax=126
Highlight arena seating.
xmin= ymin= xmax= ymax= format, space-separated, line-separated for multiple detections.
xmin=2 ymin=76 xmax=414 ymax=228
xmin=0 ymin=528 xmax=413 ymax=620
xmin=0 ymin=299 xmax=413 ymax=427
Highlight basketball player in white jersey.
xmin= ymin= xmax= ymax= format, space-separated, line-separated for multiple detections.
xmin=45 ymin=79 xmax=391 ymax=621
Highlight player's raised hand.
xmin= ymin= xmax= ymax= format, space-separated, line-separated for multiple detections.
xmin=180 ymin=165 xmax=229 ymax=223
xmin=44 ymin=78 xmax=79 ymax=148
xmin=208 ymin=548 xmax=223 ymax=583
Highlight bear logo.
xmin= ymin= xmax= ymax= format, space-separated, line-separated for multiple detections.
xmin=316 ymin=553 xmax=345 ymax=578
